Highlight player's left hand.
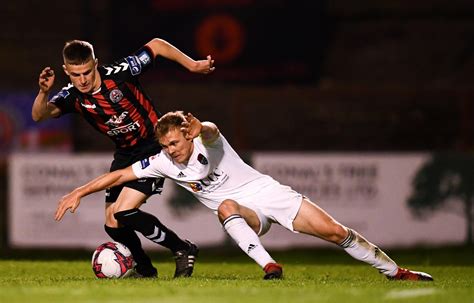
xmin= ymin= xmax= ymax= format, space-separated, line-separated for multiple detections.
xmin=55 ymin=191 xmax=82 ymax=221
xmin=181 ymin=113 xmax=202 ymax=140
xmin=192 ymin=55 xmax=215 ymax=74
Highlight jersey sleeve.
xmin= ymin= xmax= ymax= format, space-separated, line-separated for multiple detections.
xmin=131 ymin=153 xmax=165 ymax=179
xmin=49 ymin=83 xmax=78 ymax=115
xmin=101 ymin=46 xmax=155 ymax=80
xmin=200 ymin=132 xmax=223 ymax=148
xmin=131 ymin=46 xmax=155 ymax=73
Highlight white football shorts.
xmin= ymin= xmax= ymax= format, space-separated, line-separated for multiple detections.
xmin=237 ymin=182 xmax=303 ymax=236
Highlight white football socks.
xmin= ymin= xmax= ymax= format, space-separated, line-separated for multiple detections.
xmin=339 ymin=229 xmax=398 ymax=277
xmin=223 ymin=214 xmax=275 ymax=268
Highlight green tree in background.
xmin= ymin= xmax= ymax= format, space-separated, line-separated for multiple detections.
xmin=408 ymin=153 xmax=474 ymax=245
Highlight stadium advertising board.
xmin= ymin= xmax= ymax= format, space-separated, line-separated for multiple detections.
xmin=8 ymin=153 xmax=468 ymax=249
xmin=252 ymin=153 xmax=467 ymax=248
xmin=8 ymin=154 xmax=224 ymax=249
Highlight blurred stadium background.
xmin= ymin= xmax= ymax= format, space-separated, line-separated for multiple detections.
xmin=1 ymin=0 xmax=474 ymax=253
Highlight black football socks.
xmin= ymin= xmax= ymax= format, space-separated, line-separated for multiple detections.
xmin=114 ymin=208 xmax=189 ymax=253
xmin=104 ymin=225 xmax=152 ymax=266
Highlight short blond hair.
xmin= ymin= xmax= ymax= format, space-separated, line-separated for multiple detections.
xmin=155 ymin=111 xmax=186 ymax=139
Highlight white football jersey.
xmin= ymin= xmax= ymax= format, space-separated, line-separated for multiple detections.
xmin=131 ymin=134 xmax=279 ymax=210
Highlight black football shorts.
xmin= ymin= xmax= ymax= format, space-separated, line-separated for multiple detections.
xmin=105 ymin=139 xmax=164 ymax=203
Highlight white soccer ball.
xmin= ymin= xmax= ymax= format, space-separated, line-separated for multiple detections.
xmin=91 ymin=241 xmax=135 ymax=278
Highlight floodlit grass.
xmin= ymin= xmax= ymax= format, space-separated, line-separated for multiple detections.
xmin=0 ymin=246 xmax=472 ymax=303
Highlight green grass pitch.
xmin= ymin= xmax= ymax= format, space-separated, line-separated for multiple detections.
xmin=0 ymin=246 xmax=472 ymax=303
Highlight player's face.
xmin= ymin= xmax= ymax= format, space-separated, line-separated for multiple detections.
xmin=159 ymin=128 xmax=194 ymax=164
xmin=63 ymin=58 xmax=100 ymax=94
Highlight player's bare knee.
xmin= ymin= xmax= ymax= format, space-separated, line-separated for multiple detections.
xmin=114 ymin=203 xmax=130 ymax=213
xmin=105 ymin=204 xmax=117 ymax=225
xmin=105 ymin=211 xmax=119 ymax=227
xmin=217 ymin=199 xmax=240 ymax=222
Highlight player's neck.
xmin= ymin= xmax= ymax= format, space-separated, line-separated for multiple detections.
xmin=91 ymin=86 xmax=101 ymax=95
xmin=91 ymin=74 xmax=102 ymax=95
xmin=178 ymin=144 xmax=194 ymax=166
xmin=187 ymin=144 xmax=194 ymax=163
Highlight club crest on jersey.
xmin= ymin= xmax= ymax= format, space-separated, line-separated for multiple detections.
xmin=197 ymin=153 xmax=208 ymax=165
xmin=140 ymin=158 xmax=150 ymax=169
xmin=126 ymin=55 xmax=142 ymax=75
xmin=189 ymin=182 xmax=203 ymax=192
xmin=109 ymin=89 xmax=123 ymax=103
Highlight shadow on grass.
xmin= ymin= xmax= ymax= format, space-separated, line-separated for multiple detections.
xmin=1 ymin=244 xmax=472 ymax=266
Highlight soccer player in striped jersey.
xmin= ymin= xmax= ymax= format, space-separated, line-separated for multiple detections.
xmin=33 ymin=39 xmax=214 ymax=278
xmin=54 ymin=112 xmax=433 ymax=281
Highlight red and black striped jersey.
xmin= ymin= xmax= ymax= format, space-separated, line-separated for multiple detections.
xmin=50 ymin=46 xmax=160 ymax=149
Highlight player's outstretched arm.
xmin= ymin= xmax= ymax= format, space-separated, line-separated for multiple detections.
xmin=54 ymin=167 xmax=137 ymax=221
xmin=181 ymin=113 xmax=219 ymax=144
xmin=145 ymin=38 xmax=215 ymax=74
xmin=32 ymin=67 xmax=61 ymax=122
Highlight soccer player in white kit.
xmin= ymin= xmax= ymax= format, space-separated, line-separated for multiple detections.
xmin=55 ymin=111 xmax=433 ymax=281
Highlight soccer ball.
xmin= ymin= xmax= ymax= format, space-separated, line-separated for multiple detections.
xmin=92 ymin=241 xmax=135 ymax=278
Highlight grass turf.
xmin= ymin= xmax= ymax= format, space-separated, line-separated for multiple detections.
xmin=0 ymin=246 xmax=472 ymax=303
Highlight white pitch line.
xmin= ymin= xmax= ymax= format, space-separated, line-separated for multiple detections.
xmin=385 ymin=288 xmax=437 ymax=299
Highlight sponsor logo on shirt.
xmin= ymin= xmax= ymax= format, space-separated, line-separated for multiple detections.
xmin=197 ymin=153 xmax=208 ymax=165
xmin=177 ymin=172 xmax=186 ymax=178
xmin=109 ymin=89 xmax=123 ymax=103
xmin=188 ymin=168 xmax=227 ymax=193
xmin=140 ymin=158 xmax=150 ymax=169
xmin=138 ymin=50 xmax=151 ymax=66
xmin=105 ymin=111 xmax=139 ymax=136
xmin=105 ymin=111 xmax=128 ymax=127
xmin=107 ymin=121 xmax=141 ymax=136
xmin=58 ymin=89 xmax=70 ymax=99
xmin=51 ymin=84 xmax=73 ymax=102
xmin=126 ymin=55 xmax=142 ymax=76
xmin=189 ymin=182 xmax=203 ymax=192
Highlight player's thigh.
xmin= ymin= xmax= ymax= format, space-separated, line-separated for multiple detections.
xmin=104 ymin=188 xmax=147 ymax=226
xmin=114 ymin=186 xmax=148 ymax=212
xmin=238 ymin=204 xmax=262 ymax=234
xmin=292 ymin=198 xmax=348 ymax=243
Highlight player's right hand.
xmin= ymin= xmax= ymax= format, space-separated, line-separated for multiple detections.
xmin=192 ymin=55 xmax=215 ymax=74
xmin=39 ymin=67 xmax=55 ymax=93
xmin=181 ymin=113 xmax=202 ymax=140
xmin=55 ymin=191 xmax=81 ymax=221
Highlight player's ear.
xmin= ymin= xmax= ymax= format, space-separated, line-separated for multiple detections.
xmin=62 ymin=64 xmax=69 ymax=76
xmin=94 ymin=58 xmax=98 ymax=67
